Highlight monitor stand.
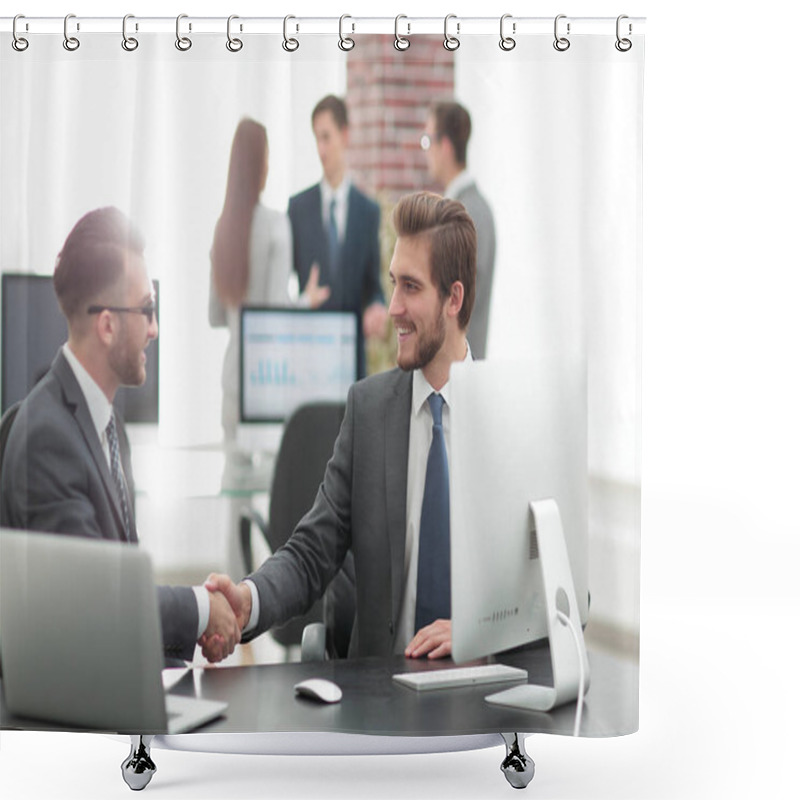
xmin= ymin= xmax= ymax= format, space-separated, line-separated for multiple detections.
xmin=485 ymin=499 xmax=590 ymax=712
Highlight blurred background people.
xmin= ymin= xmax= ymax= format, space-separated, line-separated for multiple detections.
xmin=423 ymin=101 xmax=495 ymax=359
xmin=288 ymin=95 xmax=387 ymax=379
xmin=209 ymin=117 xmax=330 ymax=450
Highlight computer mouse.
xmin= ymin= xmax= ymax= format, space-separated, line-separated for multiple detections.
xmin=293 ymin=678 xmax=343 ymax=704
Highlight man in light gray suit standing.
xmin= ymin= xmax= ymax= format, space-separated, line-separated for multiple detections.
xmin=422 ymin=101 xmax=496 ymax=360
xmin=0 ymin=207 xmax=240 ymax=664
xmin=207 ymin=192 xmax=477 ymax=661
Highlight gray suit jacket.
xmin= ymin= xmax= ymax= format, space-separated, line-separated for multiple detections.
xmin=0 ymin=350 xmax=198 ymax=662
xmin=247 ymin=367 xmax=412 ymax=658
xmin=453 ymin=180 xmax=496 ymax=360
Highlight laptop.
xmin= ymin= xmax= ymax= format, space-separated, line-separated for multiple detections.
xmin=0 ymin=528 xmax=227 ymax=734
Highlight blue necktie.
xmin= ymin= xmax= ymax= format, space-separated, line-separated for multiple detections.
xmin=327 ymin=197 xmax=339 ymax=278
xmin=106 ymin=415 xmax=133 ymax=543
xmin=415 ymin=393 xmax=451 ymax=632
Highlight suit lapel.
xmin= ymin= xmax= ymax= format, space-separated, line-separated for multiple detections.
xmin=384 ymin=370 xmax=411 ymax=621
xmin=52 ymin=351 xmax=130 ymax=542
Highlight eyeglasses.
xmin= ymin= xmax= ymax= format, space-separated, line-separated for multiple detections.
xmin=87 ymin=304 xmax=157 ymax=324
xmin=420 ymin=133 xmax=437 ymax=151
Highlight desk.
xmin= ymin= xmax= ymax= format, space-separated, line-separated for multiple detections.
xmin=1 ymin=645 xmax=637 ymax=738
xmin=1 ymin=646 xmax=636 ymax=790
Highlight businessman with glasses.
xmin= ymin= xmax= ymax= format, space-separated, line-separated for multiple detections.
xmin=0 ymin=206 xmax=241 ymax=664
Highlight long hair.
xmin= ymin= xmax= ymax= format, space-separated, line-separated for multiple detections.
xmin=211 ymin=118 xmax=267 ymax=307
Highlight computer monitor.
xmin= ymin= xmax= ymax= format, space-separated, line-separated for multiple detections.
xmin=0 ymin=273 xmax=159 ymax=423
xmin=238 ymin=306 xmax=357 ymax=424
xmin=449 ymin=356 xmax=590 ymax=708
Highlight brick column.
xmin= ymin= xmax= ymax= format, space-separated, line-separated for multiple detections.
xmin=345 ymin=36 xmax=455 ymax=373
xmin=347 ymin=35 xmax=454 ymax=202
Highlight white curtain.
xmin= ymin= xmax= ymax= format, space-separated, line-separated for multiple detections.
xmin=454 ymin=36 xmax=643 ymax=638
xmin=0 ymin=16 xmax=642 ymax=745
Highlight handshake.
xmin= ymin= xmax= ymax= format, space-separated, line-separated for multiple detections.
xmin=196 ymin=574 xmax=253 ymax=663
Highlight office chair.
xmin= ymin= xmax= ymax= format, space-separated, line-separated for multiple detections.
xmin=239 ymin=401 xmax=355 ymax=659
xmin=0 ymin=401 xmax=21 ymax=477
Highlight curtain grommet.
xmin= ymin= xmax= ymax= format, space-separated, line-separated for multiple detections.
xmin=444 ymin=14 xmax=460 ymax=51
xmin=12 ymin=15 xmax=29 ymax=52
xmin=282 ymin=15 xmax=300 ymax=52
xmin=615 ymin=15 xmax=632 ymax=52
xmin=175 ymin=14 xmax=192 ymax=51
xmin=226 ymin=15 xmax=243 ymax=52
xmin=553 ymin=14 xmax=571 ymax=52
xmin=63 ymin=14 xmax=80 ymax=52
xmin=338 ymin=15 xmax=355 ymax=51
xmin=394 ymin=15 xmax=410 ymax=51
xmin=122 ymin=15 xmax=139 ymax=52
xmin=499 ymin=14 xmax=516 ymax=52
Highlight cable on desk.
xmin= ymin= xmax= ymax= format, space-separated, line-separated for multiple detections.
xmin=556 ymin=609 xmax=586 ymax=736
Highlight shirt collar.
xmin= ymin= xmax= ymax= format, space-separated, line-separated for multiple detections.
xmin=61 ymin=343 xmax=115 ymax=438
xmin=411 ymin=340 xmax=472 ymax=417
xmin=444 ymin=170 xmax=475 ymax=200
xmin=321 ymin=174 xmax=351 ymax=207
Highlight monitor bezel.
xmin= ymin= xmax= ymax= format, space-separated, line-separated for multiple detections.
xmin=237 ymin=305 xmax=358 ymax=425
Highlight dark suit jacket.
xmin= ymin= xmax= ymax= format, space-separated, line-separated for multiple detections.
xmin=288 ymin=182 xmax=385 ymax=378
xmin=247 ymin=367 xmax=412 ymax=658
xmin=0 ymin=350 xmax=198 ymax=662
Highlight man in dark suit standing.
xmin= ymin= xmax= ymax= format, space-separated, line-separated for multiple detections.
xmin=207 ymin=192 xmax=477 ymax=661
xmin=0 ymin=207 xmax=240 ymax=664
xmin=288 ymin=95 xmax=388 ymax=378
xmin=423 ymin=101 xmax=496 ymax=360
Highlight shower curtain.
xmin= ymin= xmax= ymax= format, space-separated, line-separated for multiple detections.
xmin=0 ymin=12 xmax=644 ymax=795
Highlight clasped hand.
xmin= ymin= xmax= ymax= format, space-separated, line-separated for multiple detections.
xmin=199 ymin=573 xmax=252 ymax=663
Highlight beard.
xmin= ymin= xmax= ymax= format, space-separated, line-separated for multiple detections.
xmin=109 ymin=319 xmax=147 ymax=387
xmin=396 ymin=302 xmax=447 ymax=373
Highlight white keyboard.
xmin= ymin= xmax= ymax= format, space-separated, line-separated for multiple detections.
xmin=393 ymin=664 xmax=528 ymax=691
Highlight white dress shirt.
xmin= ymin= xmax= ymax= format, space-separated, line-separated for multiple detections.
xmin=61 ymin=344 xmax=208 ymax=638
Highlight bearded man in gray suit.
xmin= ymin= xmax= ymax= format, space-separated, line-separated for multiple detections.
xmin=207 ymin=191 xmax=477 ymax=661
xmin=0 ymin=207 xmax=240 ymax=664
xmin=422 ymin=101 xmax=496 ymax=360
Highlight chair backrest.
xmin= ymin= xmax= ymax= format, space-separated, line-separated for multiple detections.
xmin=0 ymin=401 xmax=21 ymax=478
xmin=268 ymin=401 xmax=346 ymax=553
xmin=265 ymin=401 xmax=349 ymax=650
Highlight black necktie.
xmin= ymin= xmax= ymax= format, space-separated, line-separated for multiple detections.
xmin=327 ymin=197 xmax=340 ymax=278
xmin=415 ymin=393 xmax=451 ymax=631
xmin=106 ymin=415 xmax=133 ymax=542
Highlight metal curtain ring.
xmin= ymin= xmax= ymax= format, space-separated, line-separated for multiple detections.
xmin=499 ymin=14 xmax=515 ymax=51
xmin=283 ymin=15 xmax=299 ymax=52
xmin=176 ymin=14 xmax=192 ymax=51
xmin=553 ymin=14 xmax=570 ymax=51
xmin=12 ymin=15 xmax=29 ymax=52
xmin=394 ymin=15 xmax=410 ymax=51
xmin=615 ymin=15 xmax=632 ymax=52
xmin=227 ymin=15 xmax=243 ymax=52
xmin=443 ymin=14 xmax=460 ymax=51
xmin=339 ymin=15 xmax=355 ymax=51
xmin=122 ymin=14 xmax=139 ymax=51
xmin=63 ymin=13 xmax=80 ymax=51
